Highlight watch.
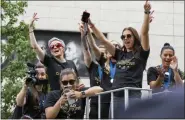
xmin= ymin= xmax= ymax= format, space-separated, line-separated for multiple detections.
xmin=145 ymin=11 xmax=151 ymax=14
xmin=81 ymin=91 xmax=86 ymax=98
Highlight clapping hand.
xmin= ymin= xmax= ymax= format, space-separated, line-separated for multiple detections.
xmin=156 ymin=66 xmax=166 ymax=78
xmin=170 ymin=56 xmax=178 ymax=71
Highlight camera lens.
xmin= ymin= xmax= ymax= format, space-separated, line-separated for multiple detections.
xmin=26 ymin=77 xmax=32 ymax=85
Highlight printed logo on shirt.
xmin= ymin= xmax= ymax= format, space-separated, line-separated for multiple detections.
xmin=95 ymin=77 xmax=100 ymax=85
xmin=117 ymin=59 xmax=135 ymax=69
xmin=60 ymin=100 xmax=81 ymax=113
xmin=56 ymin=72 xmax=60 ymax=75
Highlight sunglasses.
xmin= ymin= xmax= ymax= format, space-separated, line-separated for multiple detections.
xmin=61 ymin=80 xmax=76 ymax=86
xmin=121 ymin=34 xmax=132 ymax=40
xmin=49 ymin=43 xmax=63 ymax=50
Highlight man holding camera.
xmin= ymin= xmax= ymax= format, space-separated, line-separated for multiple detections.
xmin=13 ymin=62 xmax=48 ymax=119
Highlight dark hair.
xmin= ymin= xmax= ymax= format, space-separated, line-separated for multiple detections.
xmin=60 ymin=68 xmax=78 ymax=83
xmin=121 ymin=27 xmax=141 ymax=52
xmin=35 ymin=61 xmax=48 ymax=94
xmin=160 ymin=43 xmax=175 ymax=55
xmin=35 ymin=62 xmax=45 ymax=69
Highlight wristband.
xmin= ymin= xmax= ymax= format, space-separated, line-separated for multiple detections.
xmin=144 ymin=11 xmax=151 ymax=14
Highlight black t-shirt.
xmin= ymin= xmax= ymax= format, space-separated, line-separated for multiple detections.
xmin=112 ymin=47 xmax=150 ymax=97
xmin=11 ymin=106 xmax=23 ymax=119
xmin=147 ymin=66 xmax=183 ymax=93
xmin=22 ymin=89 xmax=47 ymax=119
xmin=42 ymin=54 xmax=79 ymax=90
xmin=44 ymin=90 xmax=86 ymax=119
xmin=87 ymin=61 xmax=101 ymax=104
xmin=96 ymin=54 xmax=113 ymax=103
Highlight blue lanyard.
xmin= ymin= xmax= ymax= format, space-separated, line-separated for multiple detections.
xmin=160 ymin=65 xmax=172 ymax=89
xmin=98 ymin=61 xmax=116 ymax=81
xmin=39 ymin=94 xmax=46 ymax=110
xmin=110 ymin=61 xmax=116 ymax=79
xmin=98 ymin=65 xmax=103 ymax=80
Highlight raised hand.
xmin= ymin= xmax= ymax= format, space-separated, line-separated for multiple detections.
xmin=78 ymin=23 xmax=85 ymax=37
xmin=78 ymin=22 xmax=91 ymax=36
xmin=144 ymin=0 xmax=151 ymax=12
xmin=156 ymin=66 xmax=166 ymax=78
xmin=149 ymin=10 xmax=154 ymax=23
xmin=88 ymin=18 xmax=93 ymax=25
xmin=29 ymin=13 xmax=39 ymax=28
xmin=170 ymin=56 xmax=178 ymax=71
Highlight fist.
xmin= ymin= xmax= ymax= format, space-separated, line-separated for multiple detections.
xmin=144 ymin=0 xmax=151 ymax=11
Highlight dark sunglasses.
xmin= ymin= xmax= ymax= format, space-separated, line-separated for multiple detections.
xmin=49 ymin=43 xmax=63 ymax=50
xmin=61 ymin=80 xmax=76 ymax=85
xmin=120 ymin=34 xmax=132 ymax=40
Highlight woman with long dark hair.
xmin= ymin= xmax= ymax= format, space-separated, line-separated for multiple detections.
xmin=12 ymin=62 xmax=48 ymax=119
xmin=147 ymin=43 xmax=183 ymax=92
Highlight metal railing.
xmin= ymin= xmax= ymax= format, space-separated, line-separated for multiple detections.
xmin=85 ymin=87 xmax=153 ymax=119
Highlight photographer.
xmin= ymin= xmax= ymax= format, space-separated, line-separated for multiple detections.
xmin=147 ymin=43 xmax=183 ymax=93
xmin=13 ymin=62 xmax=48 ymax=119
xmin=29 ymin=13 xmax=81 ymax=91
xmin=44 ymin=68 xmax=103 ymax=119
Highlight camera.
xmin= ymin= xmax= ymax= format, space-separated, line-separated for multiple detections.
xmin=25 ymin=63 xmax=48 ymax=85
xmin=81 ymin=11 xmax=90 ymax=23
xmin=26 ymin=63 xmax=37 ymax=85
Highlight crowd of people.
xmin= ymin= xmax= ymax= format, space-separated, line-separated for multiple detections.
xmin=10 ymin=0 xmax=184 ymax=119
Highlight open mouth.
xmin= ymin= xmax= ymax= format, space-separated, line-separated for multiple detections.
xmin=164 ymin=60 xmax=171 ymax=64
xmin=53 ymin=49 xmax=59 ymax=53
xmin=125 ymin=41 xmax=130 ymax=45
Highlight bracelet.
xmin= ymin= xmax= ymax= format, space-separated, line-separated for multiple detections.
xmin=144 ymin=11 xmax=151 ymax=14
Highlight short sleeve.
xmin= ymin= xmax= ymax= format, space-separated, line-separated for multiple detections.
xmin=140 ymin=47 xmax=150 ymax=61
xmin=87 ymin=61 xmax=95 ymax=71
xmin=113 ymin=48 xmax=124 ymax=61
xmin=178 ymin=69 xmax=184 ymax=79
xmin=96 ymin=53 xmax=106 ymax=67
xmin=147 ymin=67 xmax=158 ymax=85
xmin=41 ymin=54 xmax=51 ymax=67
xmin=44 ymin=91 xmax=57 ymax=109
xmin=10 ymin=106 xmax=23 ymax=119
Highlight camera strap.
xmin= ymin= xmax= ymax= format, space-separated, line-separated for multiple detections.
xmin=160 ymin=65 xmax=172 ymax=89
